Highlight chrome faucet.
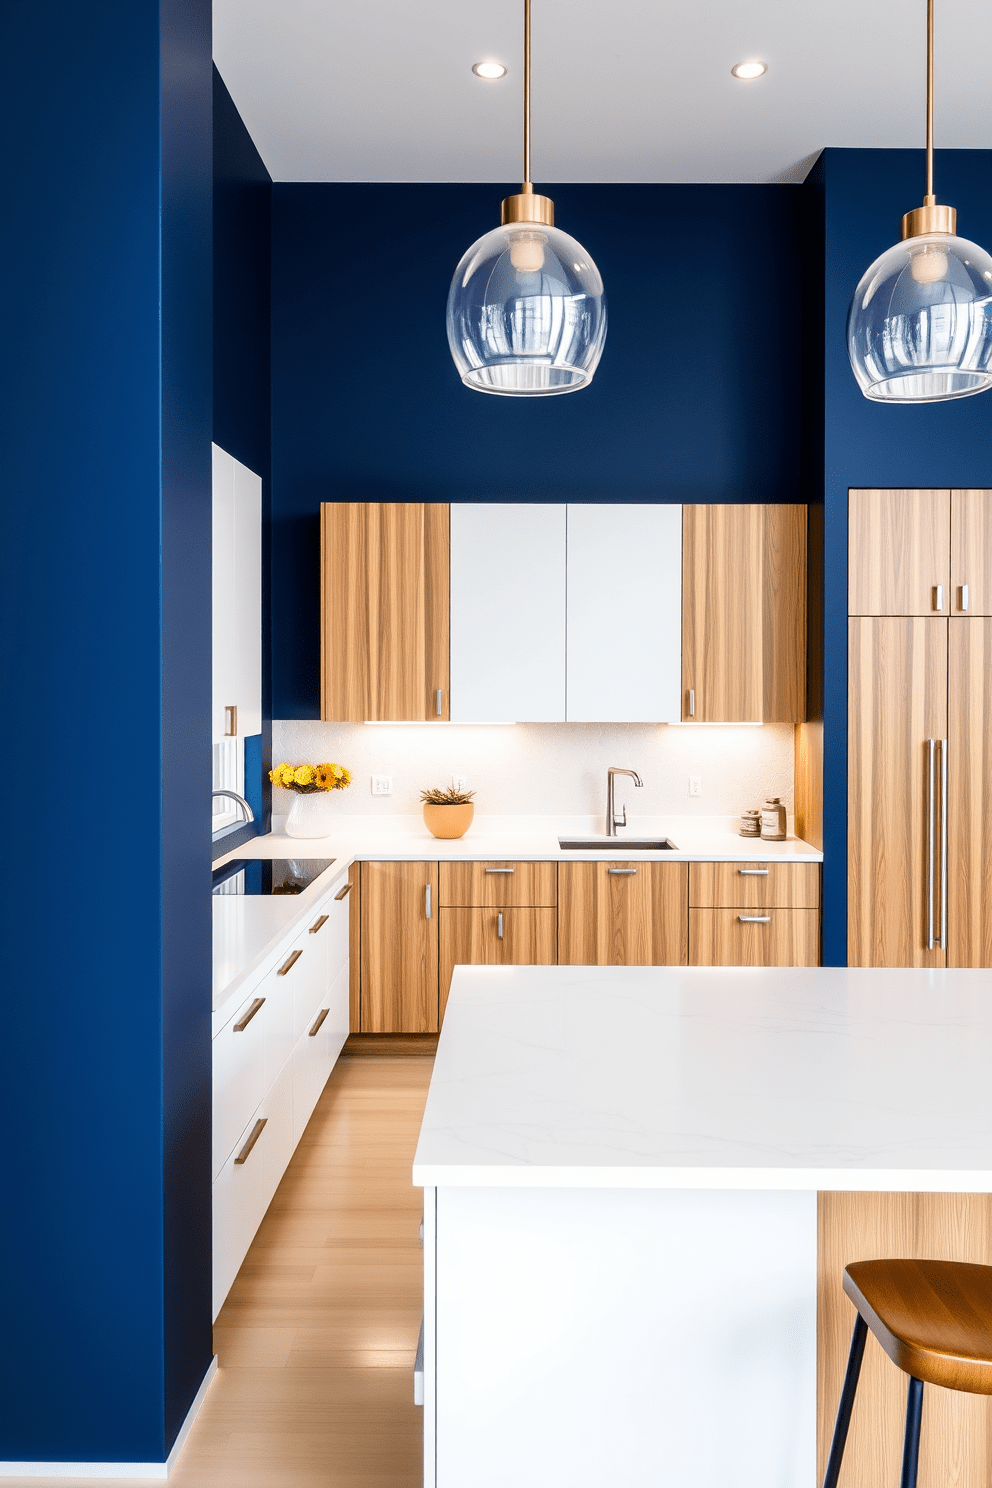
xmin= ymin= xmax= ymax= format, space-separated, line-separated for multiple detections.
xmin=606 ymin=767 xmax=643 ymax=836
xmin=212 ymin=789 xmax=255 ymax=824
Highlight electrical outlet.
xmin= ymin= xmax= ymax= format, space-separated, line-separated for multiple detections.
xmin=371 ymin=775 xmax=392 ymax=797
xmin=451 ymin=774 xmax=469 ymax=793
xmin=688 ymin=776 xmax=702 ymax=798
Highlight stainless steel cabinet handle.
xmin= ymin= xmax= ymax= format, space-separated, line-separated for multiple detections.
xmin=309 ymin=1008 xmax=330 ymax=1037
xmin=608 ymin=868 xmax=638 ymax=876
xmin=961 ymin=583 xmax=970 ymax=612
xmin=224 ymin=703 xmax=238 ymax=737
xmin=278 ymin=948 xmax=303 ymax=976
xmin=425 ymin=884 xmax=431 ymax=919
xmin=739 ymin=915 xmax=771 ymax=923
xmin=233 ymin=996 xmax=265 ymax=1032
xmin=309 ymin=914 xmax=329 ymax=934
xmin=234 ymin=1118 xmax=266 ymax=1165
xmin=436 ymin=689 xmax=443 ymax=717
xmin=484 ymin=867 xmax=515 ymax=875
xmin=688 ymin=688 xmax=695 ymax=718
xmin=497 ymin=912 xmax=504 ymax=940
xmin=334 ymin=881 xmax=353 ymax=901
xmin=934 ymin=584 xmax=944 ymax=611
xmin=738 ymin=869 xmax=769 ymax=876
xmin=939 ymin=737 xmax=948 ymax=951
xmin=927 ymin=738 xmax=936 ymax=949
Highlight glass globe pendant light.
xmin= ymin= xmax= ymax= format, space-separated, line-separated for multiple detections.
xmin=847 ymin=0 xmax=992 ymax=403
xmin=446 ymin=0 xmax=607 ymax=396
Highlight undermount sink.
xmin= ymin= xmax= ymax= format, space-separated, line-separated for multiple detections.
xmin=558 ymin=837 xmax=678 ymax=851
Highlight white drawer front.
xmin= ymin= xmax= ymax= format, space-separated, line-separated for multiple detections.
xmin=293 ymin=963 xmax=349 ymax=1145
xmin=212 ymin=1108 xmax=269 ymax=1318
xmin=265 ymin=933 xmax=308 ymax=1086
xmin=212 ymin=988 xmax=271 ymax=1179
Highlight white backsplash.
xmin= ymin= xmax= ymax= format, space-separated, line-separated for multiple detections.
xmin=272 ymin=721 xmax=794 ymax=821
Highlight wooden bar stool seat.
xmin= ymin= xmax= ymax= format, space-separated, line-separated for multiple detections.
xmin=823 ymin=1260 xmax=992 ymax=1488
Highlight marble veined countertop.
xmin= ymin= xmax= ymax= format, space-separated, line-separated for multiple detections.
xmin=412 ymin=965 xmax=992 ymax=1192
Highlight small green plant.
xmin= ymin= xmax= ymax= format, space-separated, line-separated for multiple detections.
xmin=420 ymin=785 xmax=476 ymax=805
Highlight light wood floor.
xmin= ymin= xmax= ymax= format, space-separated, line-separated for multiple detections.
xmin=6 ymin=1053 xmax=434 ymax=1488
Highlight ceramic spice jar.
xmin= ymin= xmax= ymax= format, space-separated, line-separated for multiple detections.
xmin=739 ymin=810 xmax=761 ymax=838
xmin=760 ymin=798 xmax=787 ymax=841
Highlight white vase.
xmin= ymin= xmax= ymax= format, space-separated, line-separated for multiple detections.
xmin=284 ymin=792 xmax=335 ymax=839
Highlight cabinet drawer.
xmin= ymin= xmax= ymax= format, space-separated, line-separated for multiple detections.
xmin=213 ymin=987 xmax=273 ymax=1179
xmin=689 ymin=908 xmax=820 ymax=967
xmin=689 ymin=861 xmax=820 ymax=909
xmin=439 ymin=861 xmax=557 ymax=907
xmin=292 ymin=963 xmax=348 ymax=1145
xmin=307 ymin=874 xmax=352 ymax=980
xmin=439 ymin=907 xmax=557 ymax=1020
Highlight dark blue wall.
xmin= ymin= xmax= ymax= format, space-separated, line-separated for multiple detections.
xmin=213 ymin=66 xmax=273 ymax=847
xmin=812 ymin=148 xmax=992 ymax=964
xmin=270 ymin=182 xmax=805 ymax=718
xmin=0 ymin=0 xmax=213 ymax=1465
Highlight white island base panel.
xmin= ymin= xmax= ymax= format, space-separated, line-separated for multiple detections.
xmin=426 ymin=1184 xmax=815 ymax=1488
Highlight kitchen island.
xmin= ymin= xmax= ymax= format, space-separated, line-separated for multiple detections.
xmin=413 ymin=966 xmax=992 ymax=1488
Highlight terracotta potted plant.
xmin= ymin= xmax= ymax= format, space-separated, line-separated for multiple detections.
xmin=421 ymin=785 xmax=475 ymax=839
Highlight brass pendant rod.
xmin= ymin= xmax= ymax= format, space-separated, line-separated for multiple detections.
xmin=925 ymin=0 xmax=934 ymax=202
xmin=523 ymin=0 xmax=532 ymax=188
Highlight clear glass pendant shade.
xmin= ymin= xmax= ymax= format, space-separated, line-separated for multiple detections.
xmin=847 ymin=233 xmax=992 ymax=402
xmin=447 ymin=223 xmax=607 ymax=395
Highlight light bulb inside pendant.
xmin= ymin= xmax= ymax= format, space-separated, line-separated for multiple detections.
xmin=910 ymin=244 xmax=949 ymax=283
xmin=508 ymin=231 xmax=546 ymax=273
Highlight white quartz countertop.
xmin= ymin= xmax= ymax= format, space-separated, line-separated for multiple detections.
xmin=412 ymin=965 xmax=992 ymax=1192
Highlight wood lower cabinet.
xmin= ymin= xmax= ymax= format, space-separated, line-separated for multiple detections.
xmin=440 ymin=908 xmax=557 ymax=1020
xmin=359 ymin=861 xmax=439 ymax=1032
xmin=689 ymin=908 xmax=820 ymax=967
xmin=439 ymin=860 xmax=557 ymax=908
xmin=558 ymin=862 xmax=688 ymax=966
xmin=689 ymin=861 xmax=820 ymax=910
xmin=681 ymin=503 xmax=806 ymax=723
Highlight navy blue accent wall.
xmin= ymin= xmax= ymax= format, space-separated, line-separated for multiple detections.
xmin=214 ymin=66 xmax=273 ymax=839
xmin=811 ymin=148 xmax=992 ymax=965
xmin=270 ymin=182 xmax=804 ymax=717
xmin=0 ymin=0 xmax=213 ymax=1465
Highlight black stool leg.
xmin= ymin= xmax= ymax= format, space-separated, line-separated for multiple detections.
xmin=822 ymin=1314 xmax=869 ymax=1488
xmin=900 ymin=1377 xmax=924 ymax=1488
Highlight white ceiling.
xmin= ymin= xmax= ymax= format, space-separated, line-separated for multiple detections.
xmin=213 ymin=0 xmax=992 ymax=185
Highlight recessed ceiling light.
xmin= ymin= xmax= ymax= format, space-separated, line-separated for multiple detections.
xmin=472 ymin=61 xmax=507 ymax=80
xmin=731 ymin=60 xmax=767 ymax=80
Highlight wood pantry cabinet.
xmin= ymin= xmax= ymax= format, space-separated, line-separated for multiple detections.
xmin=848 ymin=489 xmax=992 ymax=967
xmin=558 ymin=862 xmax=688 ymax=966
xmin=320 ymin=502 xmax=449 ymax=722
xmin=681 ymin=504 xmax=806 ymax=723
xmin=359 ymin=861 xmax=439 ymax=1032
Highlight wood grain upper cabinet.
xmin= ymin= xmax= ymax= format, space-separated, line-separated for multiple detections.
xmin=848 ymin=489 xmax=950 ymax=616
xmin=558 ymin=862 xmax=688 ymax=966
xmin=848 ymin=617 xmax=948 ymax=968
xmin=449 ymin=503 xmax=565 ymax=722
xmin=565 ymin=504 xmax=682 ymax=722
xmin=681 ymin=504 xmax=806 ymax=722
xmin=947 ymin=619 xmax=992 ymax=967
xmin=951 ymin=489 xmax=992 ymax=615
xmin=359 ymin=861 xmax=439 ymax=1033
xmin=321 ymin=503 xmax=449 ymax=722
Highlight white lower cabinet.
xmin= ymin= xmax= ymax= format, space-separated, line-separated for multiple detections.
xmin=213 ymin=870 xmax=351 ymax=1318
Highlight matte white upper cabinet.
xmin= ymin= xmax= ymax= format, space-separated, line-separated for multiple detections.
xmin=212 ymin=443 xmax=262 ymax=744
xmin=565 ymin=504 xmax=682 ymax=722
xmin=450 ymin=504 xmax=566 ymax=722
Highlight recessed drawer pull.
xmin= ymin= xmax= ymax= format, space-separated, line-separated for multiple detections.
xmin=738 ymin=868 xmax=769 ymax=876
xmin=234 ymin=1118 xmax=267 ymax=1165
xmin=739 ymin=915 xmax=772 ymax=923
xmin=485 ymin=867 xmax=515 ymax=874
xmin=278 ymin=949 xmax=303 ymax=976
xmin=232 ymin=996 xmax=265 ymax=1032
xmin=334 ymin=881 xmax=353 ymax=901
xmin=608 ymin=868 xmax=638 ymax=876
xmin=309 ymin=914 xmax=329 ymax=934
xmin=309 ymin=1007 xmax=330 ymax=1037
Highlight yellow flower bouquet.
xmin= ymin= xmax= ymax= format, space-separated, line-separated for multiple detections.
xmin=268 ymin=761 xmax=352 ymax=795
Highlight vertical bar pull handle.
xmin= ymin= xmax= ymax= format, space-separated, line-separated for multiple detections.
xmin=939 ymin=737 xmax=948 ymax=951
xmin=425 ymin=883 xmax=431 ymax=920
xmin=497 ymin=912 xmax=504 ymax=940
xmin=934 ymin=584 xmax=943 ymax=611
xmin=225 ymin=704 xmax=238 ymax=736
xmin=436 ymin=689 xmax=443 ymax=717
xmin=688 ymin=688 xmax=695 ymax=718
xmin=926 ymin=739 xmax=936 ymax=950
xmin=961 ymin=583 xmax=970 ymax=612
